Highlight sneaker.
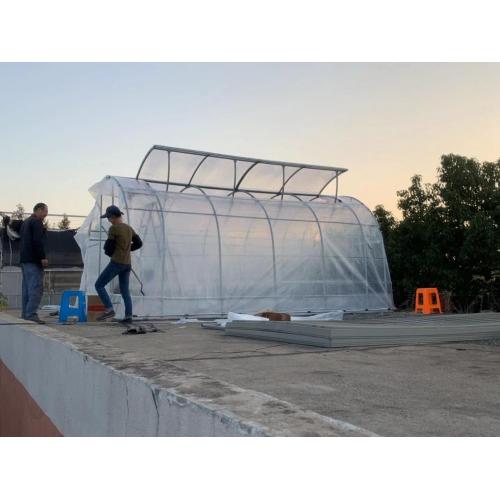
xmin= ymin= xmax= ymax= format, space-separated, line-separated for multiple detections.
xmin=96 ymin=310 xmax=116 ymax=321
xmin=118 ymin=317 xmax=133 ymax=325
xmin=26 ymin=314 xmax=46 ymax=325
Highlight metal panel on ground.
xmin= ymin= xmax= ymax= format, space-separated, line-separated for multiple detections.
xmin=224 ymin=313 xmax=500 ymax=348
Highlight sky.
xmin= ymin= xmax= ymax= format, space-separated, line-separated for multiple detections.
xmin=1 ymin=62 xmax=499 ymax=224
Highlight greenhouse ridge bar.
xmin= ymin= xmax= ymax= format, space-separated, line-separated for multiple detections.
xmin=76 ymin=145 xmax=394 ymax=317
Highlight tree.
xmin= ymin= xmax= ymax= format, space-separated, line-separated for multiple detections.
xmin=375 ymin=154 xmax=500 ymax=312
xmin=12 ymin=203 xmax=25 ymax=220
xmin=58 ymin=214 xmax=71 ymax=230
xmin=397 ymin=175 xmax=441 ymax=220
xmin=373 ymin=205 xmax=396 ymax=243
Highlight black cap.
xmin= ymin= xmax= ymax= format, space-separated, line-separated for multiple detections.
xmin=100 ymin=205 xmax=124 ymax=219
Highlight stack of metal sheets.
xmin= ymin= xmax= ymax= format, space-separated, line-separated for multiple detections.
xmin=224 ymin=313 xmax=500 ymax=348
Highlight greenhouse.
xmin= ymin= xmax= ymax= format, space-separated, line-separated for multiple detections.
xmin=75 ymin=145 xmax=394 ymax=317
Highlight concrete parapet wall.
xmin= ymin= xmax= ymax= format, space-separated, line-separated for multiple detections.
xmin=0 ymin=313 xmax=374 ymax=436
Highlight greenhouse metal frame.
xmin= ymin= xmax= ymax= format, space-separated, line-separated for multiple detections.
xmin=76 ymin=146 xmax=394 ymax=318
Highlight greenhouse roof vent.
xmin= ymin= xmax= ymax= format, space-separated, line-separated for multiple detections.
xmin=136 ymin=145 xmax=348 ymax=200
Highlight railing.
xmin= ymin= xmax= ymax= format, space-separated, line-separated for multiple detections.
xmin=0 ymin=211 xmax=87 ymax=229
xmin=0 ymin=267 xmax=83 ymax=309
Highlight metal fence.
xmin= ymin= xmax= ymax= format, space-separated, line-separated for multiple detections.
xmin=0 ymin=210 xmax=86 ymax=310
xmin=0 ymin=267 xmax=82 ymax=309
xmin=0 ymin=210 xmax=88 ymax=230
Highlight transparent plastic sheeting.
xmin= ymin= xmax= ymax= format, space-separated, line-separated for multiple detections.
xmin=75 ymin=176 xmax=394 ymax=317
xmin=137 ymin=146 xmax=347 ymax=198
xmin=211 ymin=310 xmax=345 ymax=328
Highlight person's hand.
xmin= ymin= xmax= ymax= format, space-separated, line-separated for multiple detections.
xmin=41 ymin=259 xmax=49 ymax=268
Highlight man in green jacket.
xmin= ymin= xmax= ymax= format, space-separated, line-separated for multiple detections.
xmin=94 ymin=205 xmax=142 ymax=324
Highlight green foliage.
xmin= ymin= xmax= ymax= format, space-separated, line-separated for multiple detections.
xmin=58 ymin=214 xmax=71 ymax=230
xmin=377 ymin=154 xmax=500 ymax=312
xmin=0 ymin=292 xmax=8 ymax=310
xmin=12 ymin=203 xmax=25 ymax=220
xmin=373 ymin=205 xmax=396 ymax=242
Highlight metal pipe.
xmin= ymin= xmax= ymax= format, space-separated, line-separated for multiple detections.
xmin=0 ymin=211 xmax=87 ymax=219
xmin=181 ymin=185 xmax=224 ymax=315
xmin=288 ymin=195 xmax=328 ymax=309
xmin=187 ymin=154 xmax=210 ymax=185
xmin=121 ymin=204 xmax=378 ymax=228
xmin=228 ymin=191 xmax=279 ymax=306
xmin=97 ymin=195 xmax=103 ymax=276
xmin=136 ymin=146 xmax=155 ymax=180
xmin=144 ymin=181 xmax=167 ymax=308
xmin=140 ymin=178 xmax=341 ymax=199
xmin=112 ymin=177 xmax=146 ymax=297
xmin=166 ymin=150 xmax=171 ymax=192
xmin=309 ymin=173 xmax=341 ymax=202
xmin=339 ymin=200 xmax=370 ymax=310
xmin=232 ymin=161 xmax=259 ymax=191
xmin=146 ymin=145 xmax=348 ymax=173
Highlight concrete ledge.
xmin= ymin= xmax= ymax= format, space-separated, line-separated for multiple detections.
xmin=0 ymin=313 xmax=375 ymax=436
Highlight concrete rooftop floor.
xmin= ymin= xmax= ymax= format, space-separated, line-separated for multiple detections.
xmin=5 ymin=310 xmax=500 ymax=436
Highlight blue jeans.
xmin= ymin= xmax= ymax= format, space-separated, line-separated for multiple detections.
xmin=21 ymin=263 xmax=44 ymax=319
xmin=94 ymin=261 xmax=132 ymax=318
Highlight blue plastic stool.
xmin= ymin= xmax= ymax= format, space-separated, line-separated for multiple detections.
xmin=59 ymin=291 xmax=87 ymax=323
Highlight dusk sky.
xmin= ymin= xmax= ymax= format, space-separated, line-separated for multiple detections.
xmin=1 ymin=63 xmax=499 ymax=223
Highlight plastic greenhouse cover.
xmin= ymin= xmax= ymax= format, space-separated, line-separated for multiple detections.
xmin=75 ymin=175 xmax=394 ymax=318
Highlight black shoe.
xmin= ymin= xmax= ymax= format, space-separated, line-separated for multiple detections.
xmin=96 ymin=310 xmax=116 ymax=321
xmin=26 ymin=314 xmax=46 ymax=325
xmin=118 ymin=317 xmax=133 ymax=325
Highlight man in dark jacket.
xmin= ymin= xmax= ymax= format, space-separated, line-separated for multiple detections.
xmin=20 ymin=203 xmax=49 ymax=323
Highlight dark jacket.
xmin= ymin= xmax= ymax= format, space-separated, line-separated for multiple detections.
xmin=20 ymin=215 xmax=47 ymax=266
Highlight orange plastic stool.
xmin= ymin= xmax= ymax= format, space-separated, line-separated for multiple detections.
xmin=415 ymin=288 xmax=442 ymax=314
